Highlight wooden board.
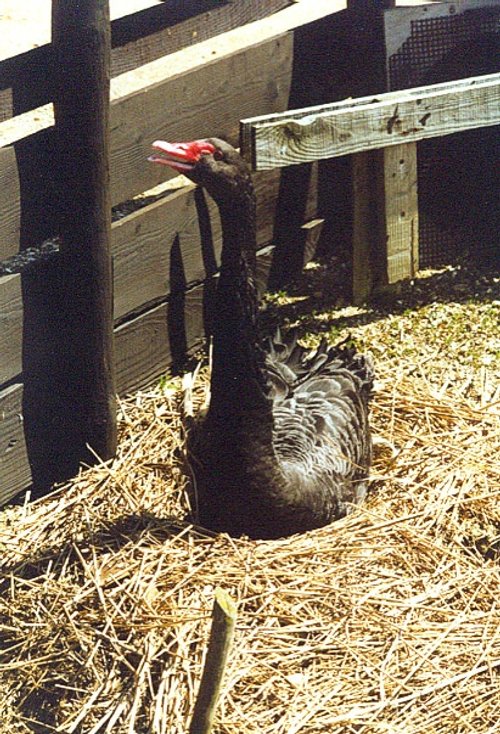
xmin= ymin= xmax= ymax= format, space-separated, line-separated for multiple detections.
xmin=112 ymin=184 xmax=217 ymax=320
xmin=241 ymin=72 xmax=500 ymax=169
xmin=111 ymin=0 xmax=292 ymax=77
xmin=385 ymin=0 xmax=500 ymax=272
xmin=115 ymin=301 xmax=172 ymax=395
xmin=0 ymin=383 xmax=31 ymax=505
xmin=0 ymin=147 xmax=20 ymax=260
xmin=1 ymin=35 xmax=292 ymax=209
xmin=351 ymin=142 xmax=418 ymax=302
xmin=0 ymin=45 xmax=52 ymax=123
xmin=112 ymin=170 xmax=287 ymax=320
xmin=351 ymin=150 xmax=383 ymax=304
xmin=0 ymin=0 xmax=292 ymax=122
xmin=383 ymin=142 xmax=418 ymax=285
xmin=0 ymin=274 xmax=23 ymax=384
xmin=0 ymin=0 xmax=341 ymax=257
xmin=0 ymin=0 xmax=342 ymax=215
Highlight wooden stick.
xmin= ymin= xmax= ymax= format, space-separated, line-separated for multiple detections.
xmin=189 ymin=588 xmax=237 ymax=734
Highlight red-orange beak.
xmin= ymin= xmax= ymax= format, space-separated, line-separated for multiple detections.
xmin=148 ymin=140 xmax=216 ymax=173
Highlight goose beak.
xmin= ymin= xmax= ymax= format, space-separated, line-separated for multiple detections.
xmin=148 ymin=140 xmax=216 ymax=173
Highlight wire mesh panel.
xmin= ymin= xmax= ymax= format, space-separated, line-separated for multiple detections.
xmin=385 ymin=2 xmax=500 ymax=268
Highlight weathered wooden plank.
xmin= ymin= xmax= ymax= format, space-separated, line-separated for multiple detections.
xmin=0 ymin=45 xmax=53 ymax=123
xmin=0 ymin=274 xmax=22 ymax=384
xmin=242 ymin=72 xmax=500 ymax=170
xmin=0 ymin=161 xmax=293 ymax=339
xmin=0 ymin=240 xmax=284 ymax=503
xmin=98 ymin=0 xmax=343 ymax=204
xmin=0 ymin=35 xmax=292 ymax=214
xmin=0 ymin=147 xmax=20 ymax=260
xmin=0 ymin=289 xmax=201 ymax=503
xmin=0 ymin=125 xmax=61 ymax=266
xmin=112 ymin=168 xmax=288 ymax=319
xmin=111 ymin=0 xmax=292 ymax=77
xmin=352 ymin=150 xmax=383 ymax=304
xmin=385 ymin=1 xmax=500 ymax=274
xmin=0 ymin=1 xmax=292 ymax=121
xmin=115 ymin=301 xmax=171 ymax=395
xmin=114 ymin=236 xmax=284 ymax=397
xmin=383 ymin=142 xmax=418 ymax=285
xmin=0 ymin=383 xmax=31 ymax=505
xmin=351 ymin=141 xmax=419 ymax=303
xmin=301 ymin=218 xmax=326 ymax=264
xmin=112 ymin=184 xmax=217 ymax=320
xmin=0 ymin=0 xmax=340 ymax=245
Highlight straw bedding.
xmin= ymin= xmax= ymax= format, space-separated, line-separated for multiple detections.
xmin=0 ymin=264 xmax=499 ymax=733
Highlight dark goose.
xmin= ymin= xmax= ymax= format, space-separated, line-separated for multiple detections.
xmin=149 ymin=138 xmax=374 ymax=539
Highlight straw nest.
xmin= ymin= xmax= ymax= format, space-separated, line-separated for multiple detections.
xmin=1 ymin=265 xmax=499 ymax=734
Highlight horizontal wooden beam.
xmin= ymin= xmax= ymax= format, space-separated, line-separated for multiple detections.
xmin=241 ymin=72 xmax=500 ymax=169
xmin=110 ymin=0 xmax=292 ymax=77
xmin=0 ymin=0 xmax=292 ymax=122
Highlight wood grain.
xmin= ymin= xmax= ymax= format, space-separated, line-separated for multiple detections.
xmin=0 ymin=147 xmax=20 ymax=260
xmin=383 ymin=143 xmax=418 ymax=285
xmin=111 ymin=168 xmax=286 ymax=320
xmin=352 ymin=150 xmax=383 ymax=304
xmin=243 ymin=73 xmax=500 ymax=170
xmin=0 ymin=0 xmax=292 ymax=121
xmin=111 ymin=0 xmax=292 ymax=77
xmin=115 ymin=301 xmax=171 ymax=395
xmin=0 ymin=0 xmax=342 ymax=250
xmin=0 ymin=383 xmax=31 ymax=505
xmin=49 ymin=0 xmax=117 ymax=475
xmin=112 ymin=184 xmax=220 ymax=320
xmin=0 ymin=274 xmax=22 ymax=384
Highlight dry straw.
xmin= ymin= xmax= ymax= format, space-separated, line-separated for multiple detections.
xmin=0 ymin=291 xmax=499 ymax=733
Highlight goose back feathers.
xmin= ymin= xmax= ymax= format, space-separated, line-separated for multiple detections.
xmin=149 ymin=138 xmax=374 ymax=539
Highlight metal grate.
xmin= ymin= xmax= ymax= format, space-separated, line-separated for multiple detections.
xmin=389 ymin=8 xmax=499 ymax=90
xmin=387 ymin=6 xmax=500 ymax=268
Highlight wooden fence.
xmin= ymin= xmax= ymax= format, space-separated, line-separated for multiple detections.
xmin=1 ymin=0 xmax=499 ymax=505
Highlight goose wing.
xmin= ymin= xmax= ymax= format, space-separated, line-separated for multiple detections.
xmin=266 ymin=330 xmax=374 ymax=518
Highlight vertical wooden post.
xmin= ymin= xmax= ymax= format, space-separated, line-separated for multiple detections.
xmin=383 ymin=143 xmax=419 ymax=285
xmin=51 ymin=0 xmax=116 ymax=475
xmin=348 ymin=0 xmax=418 ymax=303
xmin=352 ymin=149 xmax=384 ymax=303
